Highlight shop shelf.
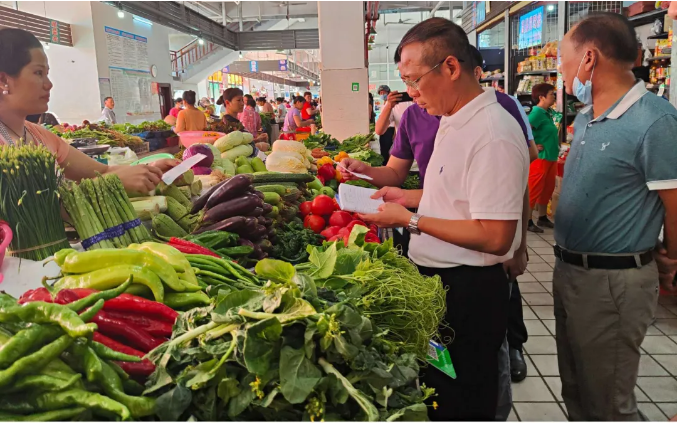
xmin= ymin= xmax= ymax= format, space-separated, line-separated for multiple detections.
xmin=516 ymin=70 xmax=557 ymax=76
xmin=628 ymin=8 xmax=667 ymax=27
xmin=480 ymin=76 xmax=504 ymax=82
xmin=647 ymin=55 xmax=672 ymax=61
xmin=647 ymin=32 xmax=669 ymax=40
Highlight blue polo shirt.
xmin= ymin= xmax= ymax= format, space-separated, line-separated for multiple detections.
xmin=555 ymin=81 xmax=677 ymax=254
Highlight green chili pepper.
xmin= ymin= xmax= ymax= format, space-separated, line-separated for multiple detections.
xmin=61 ymin=249 xmax=183 ymax=292
xmin=98 ymin=360 xmax=156 ymax=418
xmin=55 ymin=265 xmax=165 ymax=302
xmin=0 ymin=406 xmax=87 ymax=421
xmin=67 ymin=278 xmax=133 ymax=312
xmin=123 ymin=283 xmax=154 ymax=299
xmin=0 ymin=302 xmax=95 ymax=338
xmin=103 ymin=360 xmax=149 ymax=395
xmin=1 ymin=373 xmax=82 ymax=394
xmin=90 ymin=341 xmax=141 ymax=362
xmin=78 ymin=299 xmax=104 ymax=323
xmin=53 ymin=248 xmax=77 ymax=267
xmin=0 ymin=389 xmax=130 ymax=421
xmin=0 ymin=334 xmax=73 ymax=390
xmin=0 ymin=324 xmax=62 ymax=368
xmin=163 ymin=292 xmax=211 ymax=309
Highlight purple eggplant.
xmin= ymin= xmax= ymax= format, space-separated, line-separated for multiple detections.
xmin=246 ymin=225 xmax=268 ymax=241
xmin=202 ymin=195 xmax=262 ymax=224
xmin=232 ymin=217 xmax=258 ymax=236
xmin=256 ymin=216 xmax=267 ymax=227
xmin=238 ymin=238 xmax=255 ymax=248
xmin=191 ymin=179 xmax=228 ymax=214
xmin=247 ymin=207 xmax=264 ymax=217
xmin=192 ymin=215 xmax=246 ymax=234
xmin=247 ymin=186 xmax=256 ymax=193
xmin=205 ymin=174 xmax=253 ymax=210
xmin=261 ymin=203 xmax=273 ymax=214
xmin=253 ymin=191 xmax=265 ymax=200
xmin=256 ymin=239 xmax=273 ymax=253
xmin=261 ymin=217 xmax=273 ymax=227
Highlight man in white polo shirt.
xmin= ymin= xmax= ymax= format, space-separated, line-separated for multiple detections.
xmin=359 ymin=18 xmax=529 ymax=421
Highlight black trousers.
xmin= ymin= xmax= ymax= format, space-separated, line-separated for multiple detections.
xmin=507 ymin=279 xmax=528 ymax=352
xmin=379 ymin=127 xmax=395 ymax=164
xmin=417 ymin=264 xmax=509 ymax=421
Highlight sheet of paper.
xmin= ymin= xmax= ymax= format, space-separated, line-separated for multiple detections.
xmin=336 ymin=163 xmax=373 ymax=181
xmin=337 ymin=184 xmax=383 ymax=214
xmin=161 ymin=153 xmax=205 ymax=185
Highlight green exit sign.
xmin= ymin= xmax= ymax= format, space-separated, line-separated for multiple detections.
xmin=351 ymin=82 xmax=359 ymax=92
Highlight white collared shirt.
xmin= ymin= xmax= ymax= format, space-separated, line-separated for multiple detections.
xmin=409 ymin=89 xmax=530 ymax=268
xmin=100 ymin=107 xmax=116 ymax=125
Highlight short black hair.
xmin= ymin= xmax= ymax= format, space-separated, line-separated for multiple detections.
xmin=292 ymin=96 xmax=304 ymax=104
xmin=303 ymin=91 xmax=312 ymax=97
xmin=0 ymin=28 xmax=43 ymax=77
xmin=531 ymin=83 xmax=555 ymax=104
xmin=246 ymin=97 xmax=256 ymax=108
xmin=244 ymin=94 xmax=254 ymax=101
xmin=256 ymin=97 xmax=266 ymax=103
xmin=276 ymin=97 xmax=284 ymax=102
xmin=182 ymin=90 xmax=196 ymax=106
xmin=469 ymin=45 xmax=483 ymax=69
xmin=394 ymin=17 xmax=472 ymax=71
xmin=103 ymin=97 xmax=113 ymax=103
xmin=216 ymin=95 xmax=224 ymax=105
xmin=223 ymin=88 xmax=243 ymax=102
xmin=174 ymin=98 xmax=183 ymax=105
xmin=570 ymin=12 xmax=638 ymax=64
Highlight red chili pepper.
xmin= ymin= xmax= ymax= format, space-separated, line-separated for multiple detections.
xmin=92 ymin=332 xmax=155 ymax=377
xmin=68 ymin=289 xmax=178 ymax=322
xmin=168 ymin=238 xmax=220 ymax=257
xmin=104 ymin=311 xmax=173 ymax=338
xmin=55 ymin=289 xmax=80 ymax=305
xmin=91 ymin=311 xmax=165 ymax=353
xmin=18 ymin=288 xmax=55 ymax=304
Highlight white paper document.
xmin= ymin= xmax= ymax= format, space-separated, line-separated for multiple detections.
xmin=336 ymin=163 xmax=373 ymax=181
xmin=337 ymin=184 xmax=383 ymax=214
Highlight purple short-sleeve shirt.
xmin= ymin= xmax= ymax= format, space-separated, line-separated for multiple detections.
xmin=390 ymin=91 xmax=530 ymax=186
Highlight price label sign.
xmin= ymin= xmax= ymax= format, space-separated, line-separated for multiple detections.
xmin=351 ymin=82 xmax=360 ymax=92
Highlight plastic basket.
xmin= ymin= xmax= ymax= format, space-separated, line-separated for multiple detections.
xmin=179 ymin=131 xmax=225 ymax=148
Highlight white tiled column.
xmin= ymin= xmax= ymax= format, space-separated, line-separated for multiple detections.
xmin=317 ymin=1 xmax=370 ymax=140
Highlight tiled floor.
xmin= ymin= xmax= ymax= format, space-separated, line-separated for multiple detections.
xmin=508 ymin=228 xmax=677 ymax=421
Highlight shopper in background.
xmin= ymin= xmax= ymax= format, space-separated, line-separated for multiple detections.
xmin=375 ymin=85 xmax=397 ymax=163
xmin=368 ymin=92 xmax=375 ymax=124
xmin=0 ymin=27 xmax=178 ymax=195
xmin=527 ymin=83 xmax=559 ymax=233
xmin=100 ymin=96 xmax=116 ymax=125
xmin=374 ymin=89 xmax=413 ymax=163
xmin=175 ymin=90 xmax=207 ymax=133
xmin=238 ymin=97 xmax=262 ymax=138
xmin=257 ymin=97 xmax=275 ymax=116
xmin=555 ymin=13 xmax=677 ymax=421
xmin=222 ymin=88 xmax=269 ymax=152
xmin=276 ymin=97 xmax=287 ymax=121
xmin=281 ymin=96 xmax=315 ymax=140
xmin=356 ymin=18 xmax=529 ymax=421
xmin=169 ymin=98 xmax=183 ymax=118
xmin=302 ymin=91 xmax=318 ymax=119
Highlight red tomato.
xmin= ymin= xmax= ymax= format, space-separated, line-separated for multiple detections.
xmin=328 ymin=211 xmax=353 ymax=228
xmin=332 ymin=198 xmax=340 ymax=211
xmin=304 ymin=215 xmax=326 ymax=234
xmin=365 ymin=232 xmax=381 ymax=244
xmin=299 ymin=201 xmax=313 ymax=217
xmin=320 ymin=226 xmax=341 ymax=239
xmin=338 ymin=227 xmax=351 ymax=240
xmin=346 ymin=220 xmax=367 ymax=231
xmin=311 ymin=195 xmax=335 ymax=216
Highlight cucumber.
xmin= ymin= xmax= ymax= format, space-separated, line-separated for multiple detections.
xmin=255 ymin=185 xmax=287 ymax=195
xmin=251 ymin=173 xmax=314 ymax=184
xmin=253 ymin=182 xmax=298 ymax=188
xmin=236 ymin=164 xmax=254 ymax=174
xmin=235 ymin=156 xmax=250 ymax=167
xmin=263 ymin=192 xmax=281 ymax=205
xmin=250 ymin=157 xmax=267 ymax=173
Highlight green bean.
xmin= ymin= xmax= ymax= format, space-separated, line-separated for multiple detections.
xmin=66 ymin=278 xmax=132 ymax=312
xmin=90 ymin=341 xmax=140 ymax=362
xmin=0 ymin=324 xmax=61 ymax=368
xmin=0 ymin=302 xmax=96 ymax=338
xmin=0 ymin=406 xmax=86 ymax=421
xmin=78 ymin=299 xmax=104 ymax=323
xmin=0 ymin=335 xmax=73 ymax=390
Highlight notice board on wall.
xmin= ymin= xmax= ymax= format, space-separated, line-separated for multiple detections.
xmin=104 ymin=26 xmax=154 ymax=122
xmin=518 ymin=6 xmax=544 ymax=50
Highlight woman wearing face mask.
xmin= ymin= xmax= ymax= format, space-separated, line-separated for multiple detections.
xmin=0 ymin=28 xmax=178 ymax=195
xmin=376 ymin=85 xmax=397 ymax=164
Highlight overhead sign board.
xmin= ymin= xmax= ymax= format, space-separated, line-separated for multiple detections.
xmin=518 ymin=6 xmax=544 ymax=50
xmin=250 ymin=61 xmax=258 ymax=72
xmin=278 ymin=59 xmax=287 ymax=71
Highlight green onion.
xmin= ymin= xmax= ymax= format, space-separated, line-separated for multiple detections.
xmin=0 ymin=143 xmax=70 ymax=260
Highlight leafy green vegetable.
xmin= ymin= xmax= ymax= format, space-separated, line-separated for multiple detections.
xmin=279 ymin=346 xmax=321 ymax=404
xmin=243 ymin=318 xmax=282 ymax=375
xmin=255 ymin=259 xmax=295 ymax=283
xmin=269 ymin=222 xmax=323 ymax=264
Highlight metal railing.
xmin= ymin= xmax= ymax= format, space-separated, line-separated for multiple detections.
xmin=170 ymin=38 xmax=219 ymax=76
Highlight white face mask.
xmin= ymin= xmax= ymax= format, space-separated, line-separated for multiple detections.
xmin=572 ymin=52 xmax=595 ymax=106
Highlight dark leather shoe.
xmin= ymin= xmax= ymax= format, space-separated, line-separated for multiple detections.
xmin=510 ymin=348 xmax=527 ymax=382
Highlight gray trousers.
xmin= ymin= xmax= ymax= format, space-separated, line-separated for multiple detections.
xmin=553 ymin=259 xmax=659 ymax=421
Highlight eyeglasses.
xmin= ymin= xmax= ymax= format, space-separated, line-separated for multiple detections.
xmin=402 ymin=57 xmax=464 ymax=91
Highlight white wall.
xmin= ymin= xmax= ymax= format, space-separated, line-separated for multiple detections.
xmin=15 ymin=1 xmax=101 ymax=124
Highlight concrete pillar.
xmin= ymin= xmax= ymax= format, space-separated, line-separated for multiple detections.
xmin=318 ymin=1 xmax=369 ymax=140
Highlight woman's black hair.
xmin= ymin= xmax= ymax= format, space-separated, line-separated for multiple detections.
xmin=174 ymin=98 xmax=183 ymax=105
xmin=182 ymin=90 xmax=197 ymax=106
xmin=292 ymin=96 xmax=305 ymax=104
xmin=256 ymin=97 xmax=266 ymax=103
xmin=0 ymin=28 xmax=44 ymax=77
xmin=246 ymin=97 xmax=256 ymax=108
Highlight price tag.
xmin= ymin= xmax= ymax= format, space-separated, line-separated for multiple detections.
xmin=426 ymin=340 xmax=456 ymax=379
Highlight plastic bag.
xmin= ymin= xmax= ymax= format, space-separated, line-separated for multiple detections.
xmin=107 ymin=147 xmax=139 ymax=166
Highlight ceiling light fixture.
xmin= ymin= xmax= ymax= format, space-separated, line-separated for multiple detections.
xmin=117 ymin=9 xmax=125 ymax=18
xmin=198 ymin=38 xmax=204 ymax=45
xmin=547 ymin=5 xmax=555 ymax=11
xmin=239 ymin=51 xmax=243 ymax=59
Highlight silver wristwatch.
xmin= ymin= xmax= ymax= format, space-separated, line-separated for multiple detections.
xmin=407 ymin=213 xmax=422 ymax=235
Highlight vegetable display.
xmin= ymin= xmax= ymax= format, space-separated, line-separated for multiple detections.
xmin=51 ymin=122 xmax=144 ymax=148
xmin=0 ymin=143 xmax=70 ymax=260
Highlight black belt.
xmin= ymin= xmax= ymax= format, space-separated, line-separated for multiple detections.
xmin=553 ymin=245 xmax=653 ymax=270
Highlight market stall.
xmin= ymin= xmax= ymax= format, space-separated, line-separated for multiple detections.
xmin=0 ymin=123 xmax=446 ymax=421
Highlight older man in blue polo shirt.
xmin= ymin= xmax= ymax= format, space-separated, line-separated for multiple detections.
xmin=555 ymin=13 xmax=677 ymax=421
